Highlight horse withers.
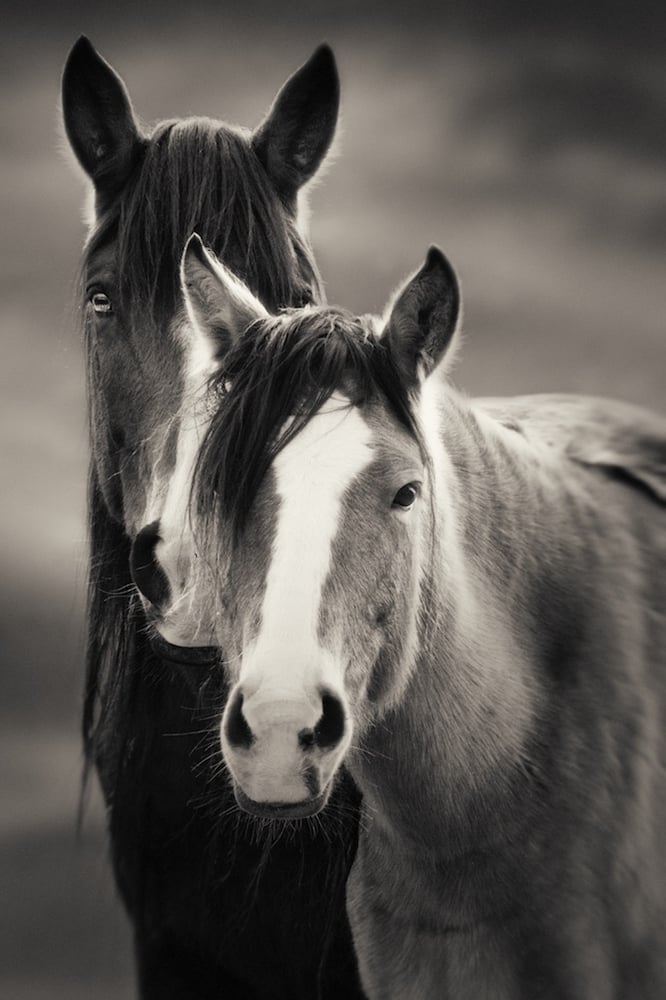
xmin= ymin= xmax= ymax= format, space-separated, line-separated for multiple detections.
xmin=177 ymin=235 xmax=666 ymax=999
xmin=63 ymin=38 xmax=364 ymax=999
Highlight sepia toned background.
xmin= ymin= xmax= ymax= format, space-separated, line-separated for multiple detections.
xmin=1 ymin=1 xmax=664 ymax=996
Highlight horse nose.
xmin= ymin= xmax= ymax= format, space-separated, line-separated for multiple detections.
xmin=129 ymin=521 xmax=171 ymax=608
xmin=222 ymin=682 xmax=351 ymax=810
xmin=224 ymin=685 xmax=347 ymax=754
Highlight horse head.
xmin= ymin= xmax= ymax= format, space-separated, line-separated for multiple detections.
xmin=63 ymin=37 xmax=339 ymax=646
xmin=175 ymin=235 xmax=461 ymax=817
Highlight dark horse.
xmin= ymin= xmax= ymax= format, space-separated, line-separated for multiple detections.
xmin=62 ymin=38 xmax=363 ymax=999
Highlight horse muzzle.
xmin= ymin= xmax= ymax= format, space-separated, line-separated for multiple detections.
xmin=221 ymin=684 xmax=350 ymax=819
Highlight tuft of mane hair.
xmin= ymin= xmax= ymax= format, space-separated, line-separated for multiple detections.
xmin=194 ymin=307 xmax=426 ymax=545
xmin=83 ymin=118 xmax=321 ymax=328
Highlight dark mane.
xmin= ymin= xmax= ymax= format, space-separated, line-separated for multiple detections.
xmin=195 ymin=307 xmax=424 ymax=544
xmin=82 ymin=117 xmax=323 ymax=770
xmin=82 ymin=470 xmax=142 ymax=780
xmin=84 ymin=117 xmax=321 ymax=325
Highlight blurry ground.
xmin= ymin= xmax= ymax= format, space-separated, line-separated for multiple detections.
xmin=1 ymin=2 xmax=664 ymax=996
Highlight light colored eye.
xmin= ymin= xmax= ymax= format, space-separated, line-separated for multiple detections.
xmin=392 ymin=482 xmax=419 ymax=510
xmin=91 ymin=292 xmax=112 ymax=314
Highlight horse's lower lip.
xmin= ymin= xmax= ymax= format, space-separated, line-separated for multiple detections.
xmin=234 ymin=786 xmax=327 ymax=820
xmin=149 ymin=632 xmax=219 ymax=665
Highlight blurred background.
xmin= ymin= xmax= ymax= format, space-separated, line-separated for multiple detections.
xmin=1 ymin=1 xmax=664 ymax=996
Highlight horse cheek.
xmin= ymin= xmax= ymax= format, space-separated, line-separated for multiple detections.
xmin=351 ymin=534 xmax=413 ymax=719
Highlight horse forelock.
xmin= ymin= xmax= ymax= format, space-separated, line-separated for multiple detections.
xmin=193 ymin=308 xmax=426 ymax=548
xmin=82 ymin=117 xmax=321 ymax=332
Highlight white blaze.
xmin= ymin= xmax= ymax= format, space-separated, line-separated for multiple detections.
xmin=146 ymin=325 xmax=219 ymax=644
xmin=241 ymin=395 xmax=374 ymax=699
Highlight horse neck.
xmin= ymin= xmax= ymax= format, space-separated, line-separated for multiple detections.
xmin=355 ymin=388 xmax=585 ymax=854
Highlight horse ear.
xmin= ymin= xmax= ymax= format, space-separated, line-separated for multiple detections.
xmin=180 ymin=234 xmax=268 ymax=369
xmin=252 ymin=44 xmax=339 ymax=203
xmin=383 ymin=247 xmax=461 ymax=388
xmin=62 ymin=36 xmax=143 ymax=205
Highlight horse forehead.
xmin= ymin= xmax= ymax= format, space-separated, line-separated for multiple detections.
xmin=253 ymin=396 xmax=376 ymax=586
xmin=273 ymin=395 xmax=376 ymax=486
xmin=246 ymin=398 xmax=375 ymax=656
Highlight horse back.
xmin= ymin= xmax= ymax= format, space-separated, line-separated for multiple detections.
xmin=477 ymin=393 xmax=666 ymax=504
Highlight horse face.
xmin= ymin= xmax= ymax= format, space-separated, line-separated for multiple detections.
xmin=82 ymin=236 xmax=185 ymax=532
xmin=216 ymin=394 xmax=429 ymax=816
xmin=175 ymin=241 xmax=460 ymax=816
xmin=63 ymin=38 xmax=339 ymax=636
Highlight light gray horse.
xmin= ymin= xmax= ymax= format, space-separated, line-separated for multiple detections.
xmin=158 ymin=235 xmax=666 ymax=999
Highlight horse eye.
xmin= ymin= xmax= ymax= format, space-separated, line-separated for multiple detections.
xmin=91 ymin=292 xmax=113 ymax=314
xmin=392 ymin=483 xmax=419 ymax=510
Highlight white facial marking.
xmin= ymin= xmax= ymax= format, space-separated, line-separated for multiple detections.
xmin=241 ymin=395 xmax=374 ymax=697
xmin=144 ymin=322 xmax=219 ymax=644
xmin=155 ymin=396 xmax=205 ymax=556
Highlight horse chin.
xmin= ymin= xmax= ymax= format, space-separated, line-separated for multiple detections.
xmin=233 ymin=784 xmax=329 ymax=820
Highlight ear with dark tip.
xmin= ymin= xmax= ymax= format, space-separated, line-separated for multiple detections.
xmin=252 ymin=44 xmax=339 ymax=203
xmin=62 ymin=36 xmax=143 ymax=203
xmin=180 ymin=234 xmax=268 ymax=367
xmin=383 ymin=247 xmax=461 ymax=388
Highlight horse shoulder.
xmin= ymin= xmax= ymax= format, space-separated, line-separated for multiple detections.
xmin=476 ymin=393 xmax=666 ymax=505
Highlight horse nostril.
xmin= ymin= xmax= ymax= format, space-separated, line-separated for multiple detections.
xmin=312 ymin=691 xmax=346 ymax=750
xmin=299 ymin=728 xmax=316 ymax=750
xmin=225 ymin=689 xmax=254 ymax=749
xmin=130 ymin=521 xmax=171 ymax=608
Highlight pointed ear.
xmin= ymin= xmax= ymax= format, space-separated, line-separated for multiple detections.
xmin=62 ymin=36 xmax=144 ymax=207
xmin=180 ymin=234 xmax=268 ymax=370
xmin=383 ymin=247 xmax=461 ymax=388
xmin=252 ymin=44 xmax=339 ymax=203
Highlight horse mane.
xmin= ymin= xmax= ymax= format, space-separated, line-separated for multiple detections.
xmin=82 ymin=117 xmax=324 ymax=770
xmin=194 ymin=307 xmax=425 ymax=545
xmin=83 ymin=469 xmax=143 ymax=786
